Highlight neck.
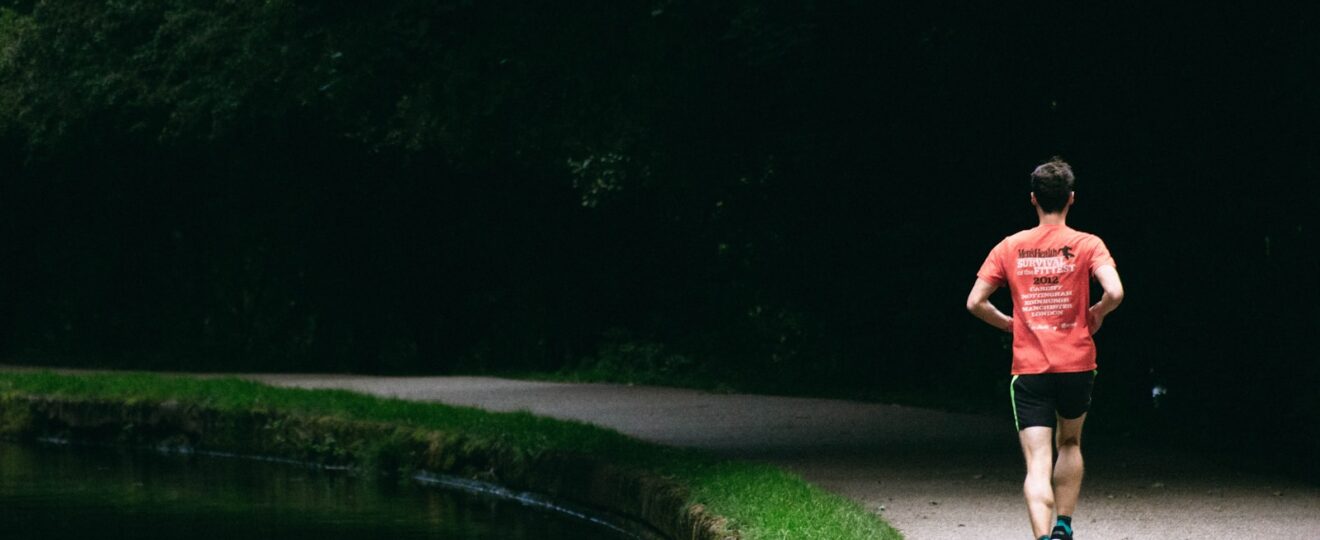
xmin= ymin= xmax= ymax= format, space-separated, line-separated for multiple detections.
xmin=1037 ymin=210 xmax=1067 ymax=226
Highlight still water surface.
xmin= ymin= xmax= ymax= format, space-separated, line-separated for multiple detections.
xmin=0 ymin=441 xmax=631 ymax=539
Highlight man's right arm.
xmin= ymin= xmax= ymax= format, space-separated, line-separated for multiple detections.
xmin=1088 ymin=265 xmax=1124 ymax=334
xmin=966 ymin=278 xmax=1013 ymax=332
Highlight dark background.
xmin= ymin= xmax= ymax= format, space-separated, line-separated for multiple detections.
xmin=1 ymin=2 xmax=1316 ymax=474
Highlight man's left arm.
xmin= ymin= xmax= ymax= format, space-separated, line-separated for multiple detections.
xmin=966 ymin=278 xmax=1013 ymax=332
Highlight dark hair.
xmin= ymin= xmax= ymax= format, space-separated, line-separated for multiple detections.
xmin=1030 ymin=157 xmax=1074 ymax=214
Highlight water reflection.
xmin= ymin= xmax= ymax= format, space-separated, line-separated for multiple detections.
xmin=0 ymin=442 xmax=628 ymax=539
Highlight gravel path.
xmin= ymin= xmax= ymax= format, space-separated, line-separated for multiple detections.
xmin=239 ymin=374 xmax=1320 ymax=540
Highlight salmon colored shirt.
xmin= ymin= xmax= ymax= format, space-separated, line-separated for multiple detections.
xmin=977 ymin=224 xmax=1116 ymax=374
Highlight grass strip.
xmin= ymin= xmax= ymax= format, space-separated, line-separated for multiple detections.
xmin=0 ymin=371 xmax=900 ymax=540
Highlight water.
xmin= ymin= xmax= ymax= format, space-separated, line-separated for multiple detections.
xmin=0 ymin=442 xmax=636 ymax=539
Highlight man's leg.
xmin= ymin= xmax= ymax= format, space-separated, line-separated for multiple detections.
xmin=1050 ymin=369 xmax=1095 ymax=538
xmin=1053 ymin=413 xmax=1086 ymax=518
xmin=1020 ymin=426 xmax=1056 ymax=538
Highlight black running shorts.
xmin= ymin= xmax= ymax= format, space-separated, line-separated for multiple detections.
xmin=1010 ymin=370 xmax=1096 ymax=431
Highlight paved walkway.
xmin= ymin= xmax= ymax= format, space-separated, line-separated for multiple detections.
xmin=242 ymin=374 xmax=1319 ymax=540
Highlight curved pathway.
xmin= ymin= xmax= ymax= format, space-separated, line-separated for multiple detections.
xmin=240 ymin=374 xmax=1319 ymax=540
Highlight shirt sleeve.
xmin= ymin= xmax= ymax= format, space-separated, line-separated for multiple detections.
xmin=1089 ymin=237 xmax=1116 ymax=275
xmin=976 ymin=240 xmax=1007 ymax=286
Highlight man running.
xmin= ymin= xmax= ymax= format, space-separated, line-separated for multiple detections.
xmin=965 ymin=157 xmax=1124 ymax=540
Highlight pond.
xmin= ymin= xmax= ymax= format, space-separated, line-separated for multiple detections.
xmin=0 ymin=441 xmax=648 ymax=539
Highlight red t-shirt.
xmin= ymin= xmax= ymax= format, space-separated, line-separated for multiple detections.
xmin=977 ymin=224 xmax=1116 ymax=374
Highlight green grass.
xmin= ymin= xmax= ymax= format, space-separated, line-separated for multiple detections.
xmin=0 ymin=371 xmax=900 ymax=540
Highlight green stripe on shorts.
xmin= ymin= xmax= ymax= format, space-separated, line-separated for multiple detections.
xmin=1010 ymin=375 xmax=1021 ymax=431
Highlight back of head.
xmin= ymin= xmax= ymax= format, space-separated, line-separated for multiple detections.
xmin=1031 ymin=157 xmax=1074 ymax=214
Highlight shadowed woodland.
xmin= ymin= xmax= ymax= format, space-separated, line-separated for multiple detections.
xmin=0 ymin=2 xmax=1316 ymax=475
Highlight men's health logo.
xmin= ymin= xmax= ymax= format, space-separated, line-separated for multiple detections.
xmin=1015 ymin=245 xmax=1077 ymax=275
xmin=1017 ymin=245 xmax=1074 ymax=259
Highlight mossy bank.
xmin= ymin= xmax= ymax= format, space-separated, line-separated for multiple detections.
xmin=0 ymin=371 xmax=900 ymax=540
